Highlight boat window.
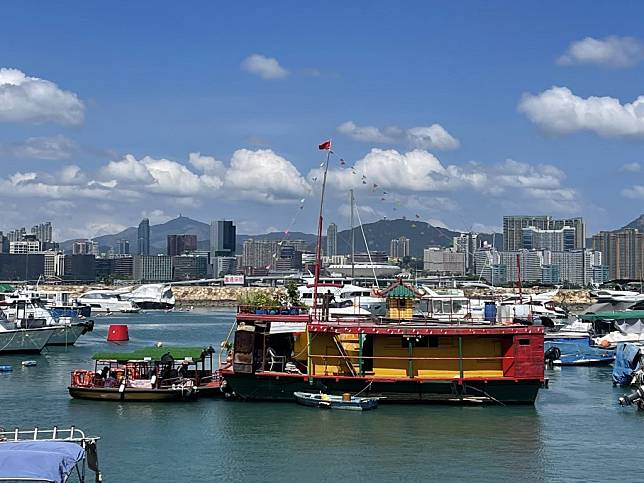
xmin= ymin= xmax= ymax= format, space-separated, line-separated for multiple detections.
xmin=442 ymin=301 xmax=451 ymax=313
xmin=452 ymin=300 xmax=464 ymax=312
xmin=519 ymin=339 xmax=530 ymax=346
xmin=402 ymin=336 xmax=439 ymax=348
xmin=432 ymin=300 xmax=442 ymax=313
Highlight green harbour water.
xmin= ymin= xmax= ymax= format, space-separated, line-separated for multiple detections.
xmin=1 ymin=309 xmax=643 ymax=482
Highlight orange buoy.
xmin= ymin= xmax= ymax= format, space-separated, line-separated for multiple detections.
xmin=107 ymin=324 xmax=129 ymax=342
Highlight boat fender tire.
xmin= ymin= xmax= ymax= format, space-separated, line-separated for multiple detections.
xmin=544 ymin=347 xmax=561 ymax=362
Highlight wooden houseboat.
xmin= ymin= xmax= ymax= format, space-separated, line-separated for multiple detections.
xmin=69 ymin=346 xmax=221 ymax=401
xmin=220 ymin=280 xmax=545 ymax=405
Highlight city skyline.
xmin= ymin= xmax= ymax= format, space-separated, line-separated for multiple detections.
xmin=1 ymin=3 xmax=644 ymax=240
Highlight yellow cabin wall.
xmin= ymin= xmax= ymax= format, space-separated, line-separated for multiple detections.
xmin=301 ymin=332 xmax=505 ymax=379
xmin=386 ymin=298 xmax=414 ymax=320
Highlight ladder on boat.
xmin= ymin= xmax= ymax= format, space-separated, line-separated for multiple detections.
xmin=332 ymin=335 xmax=357 ymax=377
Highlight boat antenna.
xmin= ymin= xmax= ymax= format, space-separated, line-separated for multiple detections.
xmin=352 ymin=192 xmax=379 ymax=288
xmin=350 ymin=189 xmax=355 ymax=280
xmin=313 ymin=140 xmax=332 ymax=320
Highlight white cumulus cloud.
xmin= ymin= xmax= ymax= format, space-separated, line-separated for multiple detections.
xmin=0 ymin=135 xmax=77 ymax=160
xmin=620 ymin=162 xmax=641 ymax=172
xmin=337 ymin=121 xmax=459 ymax=150
xmin=0 ymin=68 xmax=84 ymax=124
xmin=225 ymin=149 xmax=310 ymax=202
xmin=558 ymin=36 xmax=644 ymax=68
xmin=518 ymin=86 xmax=644 ymax=138
xmin=241 ymin=54 xmax=289 ymax=80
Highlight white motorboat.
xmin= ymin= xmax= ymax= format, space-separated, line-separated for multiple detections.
xmin=77 ymin=290 xmax=140 ymax=313
xmin=1 ymin=297 xmax=93 ymax=346
xmin=298 ymin=283 xmax=382 ymax=316
xmin=416 ymin=287 xmax=487 ymax=322
xmin=118 ymin=284 xmax=176 ymax=310
xmin=0 ymin=318 xmax=56 ymax=354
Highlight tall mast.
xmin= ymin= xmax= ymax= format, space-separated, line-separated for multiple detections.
xmin=350 ymin=189 xmax=355 ymax=280
xmin=312 ymin=146 xmax=332 ymax=320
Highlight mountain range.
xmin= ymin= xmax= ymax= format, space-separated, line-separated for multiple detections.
xmin=60 ymin=213 xmax=644 ymax=257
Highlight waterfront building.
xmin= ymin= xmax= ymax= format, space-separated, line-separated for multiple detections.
xmin=43 ymin=251 xmax=63 ymax=278
xmin=137 ymin=218 xmax=150 ymax=256
xmin=592 ymin=228 xmax=644 ymax=280
xmin=499 ymin=250 xmax=546 ymax=283
xmin=326 ymin=223 xmax=337 ymax=257
xmin=173 ymin=255 xmax=208 ymax=281
xmin=213 ymin=256 xmax=237 ymax=277
xmin=550 ymin=250 xmax=603 ymax=286
xmin=72 ymin=239 xmax=98 ymax=256
xmin=242 ymin=239 xmax=278 ymax=269
xmin=133 ymin=255 xmax=173 ymax=282
xmin=210 ymin=220 xmax=236 ymax=257
xmin=167 ymin=234 xmax=197 ymax=257
xmin=0 ymin=253 xmax=45 ymax=280
xmin=352 ymin=251 xmax=388 ymax=264
xmin=389 ymin=236 xmax=410 ymax=259
xmin=113 ymin=256 xmax=134 ymax=279
xmin=503 ymin=215 xmax=585 ymax=251
xmin=423 ymin=248 xmax=465 ymax=275
xmin=63 ymin=254 xmax=96 ymax=281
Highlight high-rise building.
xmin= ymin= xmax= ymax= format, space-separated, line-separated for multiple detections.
xmin=167 ymin=234 xmax=197 ymax=257
xmin=453 ymin=233 xmax=480 ymax=274
xmin=592 ymin=229 xmax=644 ymax=280
xmin=210 ymin=220 xmax=236 ymax=258
xmin=241 ymin=239 xmax=279 ymax=269
xmin=212 ymin=256 xmax=237 ymax=277
xmin=326 ymin=223 xmax=337 ymax=257
xmin=522 ymin=226 xmax=576 ymax=251
xmin=137 ymin=218 xmax=150 ymax=256
xmin=172 ymin=255 xmax=208 ymax=281
xmin=389 ymin=236 xmax=410 ymax=259
xmin=72 ymin=240 xmax=98 ymax=256
xmin=423 ymin=248 xmax=465 ymax=275
xmin=116 ymin=239 xmax=130 ymax=256
xmin=133 ymin=255 xmax=173 ymax=282
xmin=31 ymin=222 xmax=53 ymax=243
xmin=503 ymin=215 xmax=585 ymax=251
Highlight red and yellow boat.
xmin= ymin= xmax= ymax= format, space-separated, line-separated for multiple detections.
xmin=220 ymin=280 xmax=545 ymax=405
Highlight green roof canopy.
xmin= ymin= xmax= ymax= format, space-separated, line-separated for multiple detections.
xmin=378 ymin=279 xmax=423 ymax=299
xmin=92 ymin=346 xmax=212 ymax=362
xmin=580 ymin=310 xmax=644 ymax=322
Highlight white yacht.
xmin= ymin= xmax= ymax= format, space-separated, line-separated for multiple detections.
xmin=416 ymin=287 xmax=488 ymax=322
xmin=118 ymin=284 xmax=176 ymax=310
xmin=77 ymin=290 xmax=140 ymax=313
xmin=297 ymin=283 xmax=377 ymax=316
xmin=0 ymin=317 xmax=57 ymax=354
xmin=1 ymin=297 xmax=94 ymax=346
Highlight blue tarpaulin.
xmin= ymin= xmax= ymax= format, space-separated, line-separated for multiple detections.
xmin=612 ymin=343 xmax=642 ymax=386
xmin=0 ymin=441 xmax=84 ymax=482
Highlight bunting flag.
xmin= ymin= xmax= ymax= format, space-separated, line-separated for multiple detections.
xmin=318 ymin=139 xmax=332 ymax=150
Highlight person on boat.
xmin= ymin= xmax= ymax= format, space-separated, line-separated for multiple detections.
xmin=178 ymin=361 xmax=189 ymax=379
xmin=322 ymin=290 xmax=335 ymax=321
xmin=100 ymin=366 xmax=110 ymax=380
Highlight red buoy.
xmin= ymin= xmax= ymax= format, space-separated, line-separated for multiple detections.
xmin=107 ymin=324 xmax=129 ymax=342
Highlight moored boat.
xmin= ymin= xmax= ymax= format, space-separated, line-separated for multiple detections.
xmin=0 ymin=318 xmax=56 ymax=354
xmin=220 ymin=279 xmax=545 ymax=405
xmin=0 ymin=426 xmax=101 ymax=483
xmin=294 ymin=391 xmax=380 ymax=410
xmin=68 ymin=346 xmax=221 ymax=401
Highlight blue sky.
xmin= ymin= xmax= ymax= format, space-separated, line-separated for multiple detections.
xmin=1 ymin=1 xmax=643 ymax=240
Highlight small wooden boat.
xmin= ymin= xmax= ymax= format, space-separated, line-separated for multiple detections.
xmin=68 ymin=346 xmax=222 ymax=401
xmin=293 ymin=391 xmax=380 ymax=411
xmin=21 ymin=360 xmax=37 ymax=367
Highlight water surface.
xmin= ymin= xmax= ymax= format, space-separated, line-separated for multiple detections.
xmin=1 ymin=309 xmax=642 ymax=482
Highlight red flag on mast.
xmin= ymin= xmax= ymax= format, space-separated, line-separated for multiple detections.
xmin=318 ymin=139 xmax=331 ymax=150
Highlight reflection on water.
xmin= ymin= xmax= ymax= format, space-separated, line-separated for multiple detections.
xmin=0 ymin=310 xmax=639 ymax=482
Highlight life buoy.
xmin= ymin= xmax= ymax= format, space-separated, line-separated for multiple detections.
xmin=126 ymin=364 xmax=139 ymax=380
xmin=72 ymin=370 xmax=92 ymax=387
